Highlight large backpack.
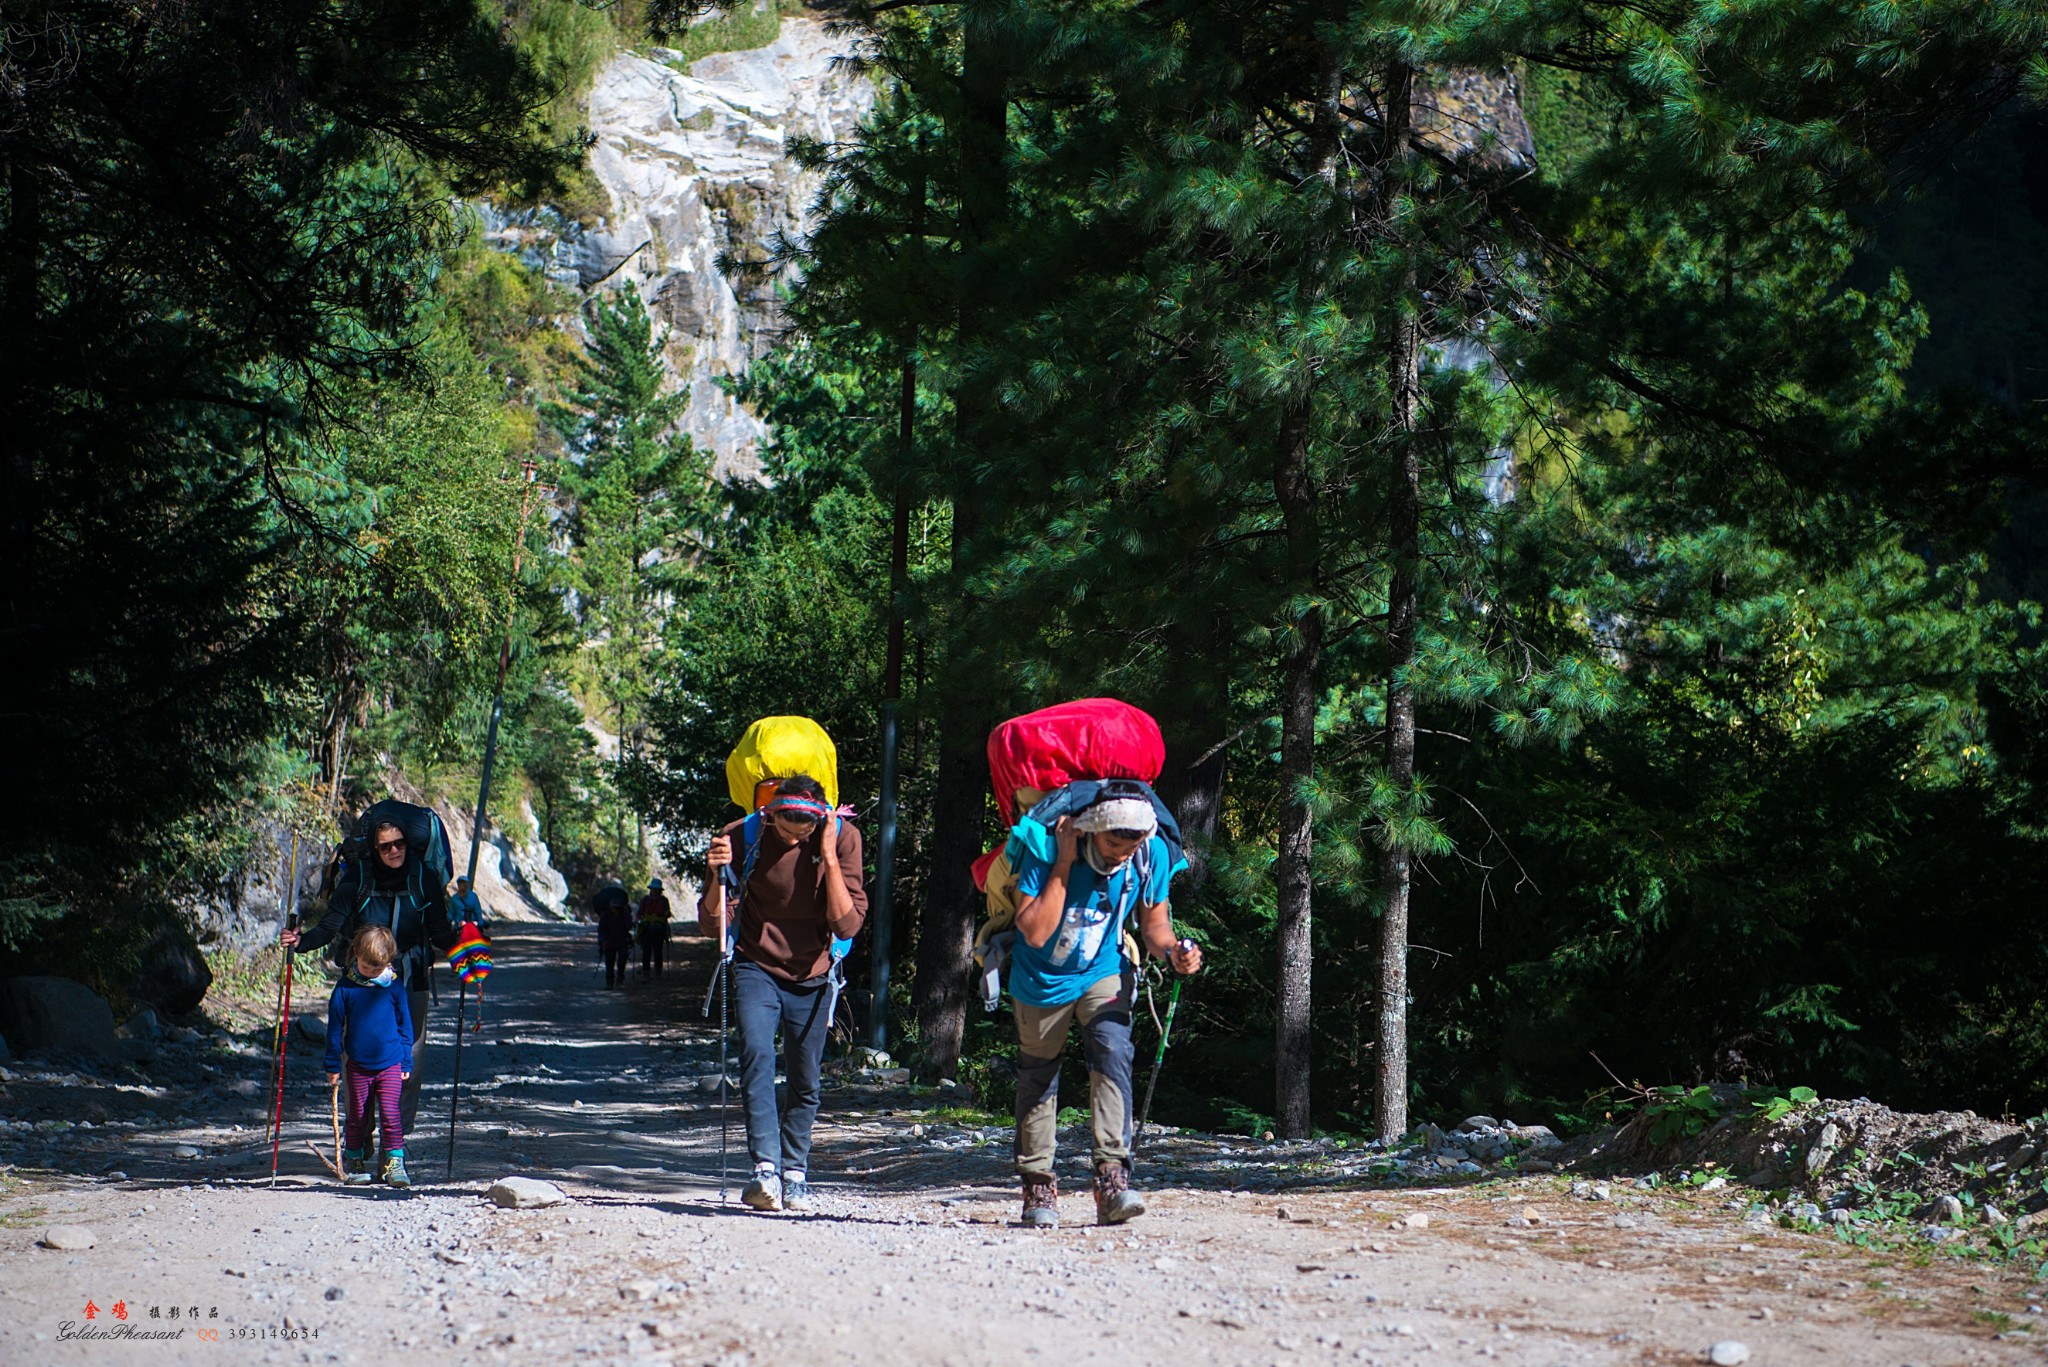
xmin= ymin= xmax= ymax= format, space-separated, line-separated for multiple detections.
xmin=971 ymin=700 xmax=1178 ymax=1013
xmin=972 ymin=779 xmax=1187 ymax=1011
xmin=327 ymin=799 xmax=454 ymax=969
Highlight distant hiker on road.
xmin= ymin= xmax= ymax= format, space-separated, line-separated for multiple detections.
xmin=637 ymin=878 xmax=672 ymax=980
xmin=322 ymin=926 xmax=415 ymax=1187
xmin=286 ymin=800 xmax=457 ymax=1138
xmin=702 ymin=776 xmax=867 ymax=1213
xmin=1007 ymin=779 xmax=1201 ymax=1227
xmin=595 ymin=884 xmax=633 ymax=989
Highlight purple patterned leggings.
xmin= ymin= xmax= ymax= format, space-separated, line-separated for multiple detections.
xmin=344 ymin=1062 xmax=405 ymax=1152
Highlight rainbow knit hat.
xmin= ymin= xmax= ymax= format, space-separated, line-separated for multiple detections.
xmin=447 ymin=922 xmax=493 ymax=986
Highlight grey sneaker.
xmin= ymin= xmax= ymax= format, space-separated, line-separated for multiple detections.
xmin=741 ymin=1172 xmax=783 ymax=1212
xmin=1093 ymin=1160 xmax=1145 ymax=1225
xmin=342 ymin=1149 xmax=374 ymax=1186
xmin=782 ymin=1176 xmax=812 ymax=1212
xmin=381 ymin=1150 xmax=412 ymax=1189
xmin=1020 ymin=1172 xmax=1060 ymax=1228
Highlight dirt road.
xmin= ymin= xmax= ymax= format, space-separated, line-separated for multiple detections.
xmin=2 ymin=924 xmax=2041 ymax=1365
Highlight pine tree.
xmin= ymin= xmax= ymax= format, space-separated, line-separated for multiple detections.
xmin=550 ymin=287 xmax=714 ymax=880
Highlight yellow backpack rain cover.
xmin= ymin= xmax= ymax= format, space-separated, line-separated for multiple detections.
xmin=726 ymin=716 xmax=839 ymax=811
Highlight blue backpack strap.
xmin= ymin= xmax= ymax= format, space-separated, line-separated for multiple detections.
xmin=718 ymin=813 xmax=765 ymax=960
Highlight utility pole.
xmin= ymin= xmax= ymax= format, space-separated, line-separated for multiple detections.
xmin=869 ymin=463 xmax=910 ymax=1049
xmin=466 ymin=459 xmax=554 ymax=885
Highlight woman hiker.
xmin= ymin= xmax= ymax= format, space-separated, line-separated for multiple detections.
xmin=701 ymin=776 xmax=867 ymax=1213
xmin=286 ymin=814 xmax=456 ymax=1138
xmin=1008 ymin=779 xmax=1202 ymax=1227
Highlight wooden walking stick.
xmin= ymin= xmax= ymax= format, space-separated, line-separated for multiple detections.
xmin=304 ymin=1079 xmax=343 ymax=1180
xmin=268 ymin=832 xmax=302 ymax=1186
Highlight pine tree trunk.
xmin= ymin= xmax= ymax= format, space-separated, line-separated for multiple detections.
xmin=1154 ymin=715 xmax=1228 ymax=895
xmin=1273 ymin=43 xmax=1344 ymax=1142
xmin=917 ymin=683 xmax=984 ymax=1077
xmin=913 ymin=8 xmax=1007 ymax=1080
xmin=1273 ymin=398 xmax=1323 ymax=1140
xmin=1376 ymin=61 xmax=1422 ymax=1145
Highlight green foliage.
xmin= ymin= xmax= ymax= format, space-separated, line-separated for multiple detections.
xmin=656 ymin=0 xmax=786 ymax=66
xmin=1644 ymin=1085 xmax=1724 ymax=1146
xmin=0 ymin=0 xmax=574 ymax=968
xmin=1754 ymin=1086 xmax=1820 ymax=1124
xmin=1519 ymin=65 xmax=1627 ymax=181
xmin=500 ymin=0 xmax=619 ymax=219
xmin=638 ymin=483 xmax=888 ymax=839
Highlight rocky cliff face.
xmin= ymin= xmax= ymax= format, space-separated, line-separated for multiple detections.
xmin=483 ymin=18 xmax=874 ymax=478
xmin=184 ymin=820 xmax=329 ymax=957
xmin=439 ymin=797 xmax=574 ymax=923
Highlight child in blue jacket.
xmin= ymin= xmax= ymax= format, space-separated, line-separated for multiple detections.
xmin=324 ymin=926 xmax=415 ymax=1187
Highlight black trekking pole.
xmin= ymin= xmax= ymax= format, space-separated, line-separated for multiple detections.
xmin=1136 ymin=940 xmax=1195 ymax=1159
xmin=446 ymin=971 xmax=467 ymax=1182
xmin=718 ymin=956 xmax=731 ymax=1204
xmin=699 ymin=944 xmax=734 ymax=1203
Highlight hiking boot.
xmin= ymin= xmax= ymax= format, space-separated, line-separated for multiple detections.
xmin=741 ymin=1171 xmax=783 ymax=1212
xmin=1093 ymin=1160 xmax=1145 ymax=1225
xmin=381 ymin=1150 xmax=412 ymax=1189
xmin=1020 ymin=1172 xmax=1060 ymax=1228
xmin=781 ymin=1176 xmax=812 ymax=1213
xmin=342 ymin=1148 xmax=374 ymax=1185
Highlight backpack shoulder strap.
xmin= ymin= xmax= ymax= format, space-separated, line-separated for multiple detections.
xmin=718 ymin=815 xmax=764 ymax=958
xmin=1117 ymin=841 xmax=1156 ymax=921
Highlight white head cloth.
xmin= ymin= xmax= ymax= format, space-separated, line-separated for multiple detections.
xmin=1071 ymin=797 xmax=1157 ymax=838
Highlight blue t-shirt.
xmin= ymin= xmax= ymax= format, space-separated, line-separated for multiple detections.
xmin=1008 ymin=834 xmax=1175 ymax=1008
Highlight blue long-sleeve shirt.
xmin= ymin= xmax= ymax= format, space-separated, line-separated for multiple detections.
xmin=324 ymin=970 xmax=415 ymax=1074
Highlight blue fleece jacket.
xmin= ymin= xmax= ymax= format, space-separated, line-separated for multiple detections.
xmin=323 ymin=968 xmax=415 ymax=1074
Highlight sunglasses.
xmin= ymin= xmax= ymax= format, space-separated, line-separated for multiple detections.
xmin=1105 ymin=829 xmax=1148 ymax=841
xmin=376 ymin=838 xmax=408 ymax=852
xmin=767 ymin=809 xmax=822 ymax=828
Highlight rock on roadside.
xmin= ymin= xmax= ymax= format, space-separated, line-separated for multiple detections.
xmin=2 ymin=977 xmax=118 ymax=1057
xmin=40 ymin=1225 xmax=96 ymax=1251
xmin=489 ymin=1176 xmax=569 ymax=1209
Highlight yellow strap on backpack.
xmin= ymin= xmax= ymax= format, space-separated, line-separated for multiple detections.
xmin=726 ymin=716 xmax=838 ymax=811
xmin=975 ymin=846 xmax=1142 ymax=970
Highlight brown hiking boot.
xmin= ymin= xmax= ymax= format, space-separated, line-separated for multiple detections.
xmin=1020 ymin=1172 xmax=1060 ymax=1228
xmin=1094 ymin=1160 xmax=1146 ymax=1225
